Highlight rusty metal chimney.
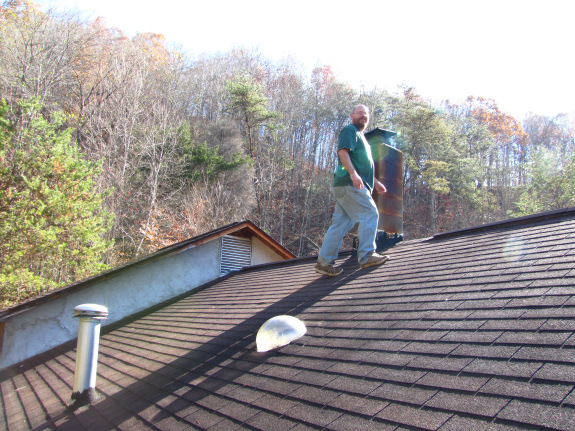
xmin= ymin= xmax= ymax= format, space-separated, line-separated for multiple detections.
xmin=365 ymin=127 xmax=403 ymax=250
xmin=71 ymin=304 xmax=108 ymax=408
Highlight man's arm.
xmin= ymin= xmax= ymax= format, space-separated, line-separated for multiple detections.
xmin=338 ymin=148 xmax=363 ymax=189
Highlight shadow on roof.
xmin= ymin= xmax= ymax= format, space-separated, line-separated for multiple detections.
xmin=38 ymin=256 xmax=367 ymax=424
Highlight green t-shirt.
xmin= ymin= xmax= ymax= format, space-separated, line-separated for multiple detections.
xmin=333 ymin=124 xmax=375 ymax=190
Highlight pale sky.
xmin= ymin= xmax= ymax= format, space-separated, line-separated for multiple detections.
xmin=36 ymin=0 xmax=574 ymax=122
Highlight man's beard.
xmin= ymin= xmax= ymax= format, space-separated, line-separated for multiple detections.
xmin=353 ymin=119 xmax=367 ymax=131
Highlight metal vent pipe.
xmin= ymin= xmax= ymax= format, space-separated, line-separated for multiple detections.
xmin=71 ymin=303 xmax=108 ymax=408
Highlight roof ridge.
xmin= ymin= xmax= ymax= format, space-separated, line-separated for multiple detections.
xmin=430 ymin=207 xmax=575 ymax=240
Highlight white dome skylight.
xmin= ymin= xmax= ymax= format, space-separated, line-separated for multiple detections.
xmin=256 ymin=315 xmax=307 ymax=352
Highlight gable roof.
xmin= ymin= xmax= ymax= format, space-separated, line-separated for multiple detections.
xmin=2 ymin=209 xmax=575 ymax=430
xmin=0 ymin=220 xmax=295 ymax=320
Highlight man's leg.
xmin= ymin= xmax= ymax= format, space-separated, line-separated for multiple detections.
xmin=354 ymin=193 xmax=390 ymax=268
xmin=317 ymin=190 xmax=355 ymax=267
xmin=317 ymin=185 xmax=388 ymax=275
xmin=330 ymin=185 xmax=382 ymax=266
xmin=342 ymin=187 xmax=379 ymax=265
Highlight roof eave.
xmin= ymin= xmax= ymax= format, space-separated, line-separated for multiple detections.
xmin=0 ymin=220 xmax=295 ymax=320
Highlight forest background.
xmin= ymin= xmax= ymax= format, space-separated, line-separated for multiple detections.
xmin=1 ymin=0 xmax=574 ymax=307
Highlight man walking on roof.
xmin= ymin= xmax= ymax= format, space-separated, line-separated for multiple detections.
xmin=315 ymin=104 xmax=390 ymax=276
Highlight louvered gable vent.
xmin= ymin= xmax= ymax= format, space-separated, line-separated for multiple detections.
xmin=220 ymin=235 xmax=251 ymax=276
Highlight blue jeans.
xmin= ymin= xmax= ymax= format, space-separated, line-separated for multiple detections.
xmin=318 ymin=185 xmax=379 ymax=266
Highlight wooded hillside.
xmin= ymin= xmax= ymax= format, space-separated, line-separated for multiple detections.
xmin=1 ymin=0 xmax=574 ymax=306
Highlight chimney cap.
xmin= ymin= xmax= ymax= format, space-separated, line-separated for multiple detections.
xmin=74 ymin=304 xmax=108 ymax=319
xmin=364 ymin=128 xmax=397 ymax=141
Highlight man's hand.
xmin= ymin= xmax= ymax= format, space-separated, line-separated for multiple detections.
xmin=350 ymin=171 xmax=364 ymax=189
xmin=338 ymin=148 xmax=364 ymax=189
xmin=374 ymin=179 xmax=387 ymax=195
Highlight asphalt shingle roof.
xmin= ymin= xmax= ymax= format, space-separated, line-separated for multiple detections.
xmin=2 ymin=209 xmax=575 ymax=430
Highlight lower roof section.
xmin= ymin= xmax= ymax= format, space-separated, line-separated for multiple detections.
xmin=1 ymin=210 xmax=575 ymax=430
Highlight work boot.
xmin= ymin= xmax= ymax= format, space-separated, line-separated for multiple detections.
xmin=360 ymin=252 xmax=390 ymax=269
xmin=315 ymin=262 xmax=343 ymax=277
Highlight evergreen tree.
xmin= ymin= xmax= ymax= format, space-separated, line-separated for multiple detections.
xmin=513 ymin=149 xmax=575 ymax=216
xmin=0 ymin=98 xmax=113 ymax=307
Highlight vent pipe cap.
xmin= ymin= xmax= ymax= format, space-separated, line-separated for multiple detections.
xmin=74 ymin=304 xmax=108 ymax=319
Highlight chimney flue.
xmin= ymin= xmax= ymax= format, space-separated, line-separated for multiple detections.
xmin=363 ymin=128 xmax=404 ymax=252
xmin=365 ymin=127 xmax=403 ymax=236
xmin=71 ymin=303 xmax=108 ymax=408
